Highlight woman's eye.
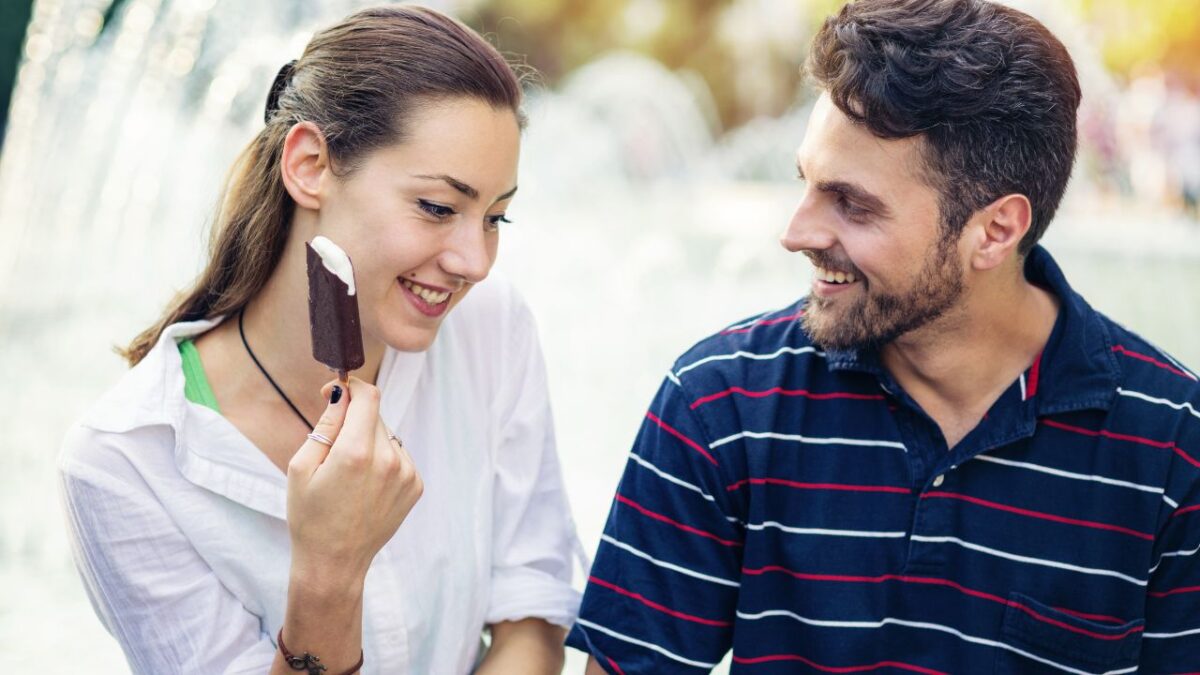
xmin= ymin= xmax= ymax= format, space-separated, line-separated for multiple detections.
xmin=418 ymin=200 xmax=456 ymax=219
xmin=485 ymin=214 xmax=511 ymax=232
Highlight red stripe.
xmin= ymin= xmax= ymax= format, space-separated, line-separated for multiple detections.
xmin=721 ymin=312 xmax=804 ymax=335
xmin=588 ymin=575 xmax=732 ymax=627
xmin=1026 ymin=351 xmax=1043 ymax=399
xmin=605 ymin=656 xmax=625 ymax=675
xmin=921 ymin=491 xmax=1154 ymax=541
xmin=1147 ymin=585 xmax=1200 ymax=598
xmin=727 ymin=478 xmax=911 ymax=495
xmin=1041 ymin=418 xmax=1200 ymax=469
xmin=731 ymin=654 xmax=947 ymax=674
xmin=615 ymin=494 xmax=741 ymax=547
xmin=1171 ymin=503 xmax=1200 ymax=518
xmin=691 ymin=386 xmax=884 ymax=409
xmin=1050 ymin=605 xmax=1132 ymax=625
xmin=645 ymin=411 xmax=718 ymax=466
xmin=1112 ymin=345 xmax=1196 ymax=380
xmin=741 ymin=566 xmax=1133 ymax=630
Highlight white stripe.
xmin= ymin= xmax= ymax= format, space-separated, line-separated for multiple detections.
xmin=746 ymin=521 xmax=907 ymax=538
xmin=709 ymin=430 xmax=907 ymax=452
xmin=574 ymin=619 xmax=718 ymax=669
xmin=628 ymin=453 xmax=716 ymax=502
xmin=1117 ymin=387 xmax=1200 ymax=422
xmin=1019 ymin=374 xmax=1027 ymax=401
xmin=910 ymin=535 xmax=1148 ymax=586
xmin=735 ymin=610 xmax=1137 ymax=675
xmin=1144 ymin=626 xmax=1200 ymax=639
xmin=665 ymin=370 xmax=682 ymax=387
xmin=601 ymin=535 xmax=740 ymax=588
xmin=1163 ymin=494 xmax=1180 ymax=509
xmin=675 ymin=346 xmax=825 ymax=377
xmin=1149 ymin=541 xmax=1200 ymax=573
xmin=972 ymin=455 xmax=1164 ymax=494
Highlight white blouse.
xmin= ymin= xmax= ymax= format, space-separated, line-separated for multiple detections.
xmin=58 ymin=277 xmax=582 ymax=674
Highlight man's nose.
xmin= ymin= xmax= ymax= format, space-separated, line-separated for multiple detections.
xmin=780 ymin=193 xmax=836 ymax=253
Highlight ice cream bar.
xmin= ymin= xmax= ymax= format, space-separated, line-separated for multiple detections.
xmin=307 ymin=236 xmax=365 ymax=380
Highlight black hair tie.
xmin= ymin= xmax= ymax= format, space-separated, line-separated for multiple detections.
xmin=264 ymin=59 xmax=297 ymax=124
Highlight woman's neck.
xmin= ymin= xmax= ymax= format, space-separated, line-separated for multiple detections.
xmin=204 ymin=230 xmax=386 ymax=427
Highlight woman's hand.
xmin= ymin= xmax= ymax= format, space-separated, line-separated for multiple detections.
xmin=286 ymin=377 xmax=423 ymax=581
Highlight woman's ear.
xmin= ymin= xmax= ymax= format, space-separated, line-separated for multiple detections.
xmin=280 ymin=121 xmax=329 ymax=211
xmin=971 ymin=193 xmax=1032 ymax=271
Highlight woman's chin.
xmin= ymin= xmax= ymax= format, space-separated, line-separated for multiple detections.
xmin=377 ymin=323 xmax=440 ymax=353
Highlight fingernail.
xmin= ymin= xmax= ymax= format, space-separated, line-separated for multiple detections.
xmin=330 ymin=385 xmax=343 ymax=404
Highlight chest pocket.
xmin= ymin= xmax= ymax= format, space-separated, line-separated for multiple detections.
xmin=992 ymin=591 xmax=1142 ymax=674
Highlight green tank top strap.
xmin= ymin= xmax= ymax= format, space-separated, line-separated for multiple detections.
xmin=178 ymin=338 xmax=221 ymax=413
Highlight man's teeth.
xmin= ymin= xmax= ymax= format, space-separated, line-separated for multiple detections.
xmin=401 ymin=279 xmax=450 ymax=304
xmin=815 ymin=266 xmax=857 ymax=284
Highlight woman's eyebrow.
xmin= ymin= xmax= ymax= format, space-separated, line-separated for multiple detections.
xmin=413 ymin=174 xmax=518 ymax=204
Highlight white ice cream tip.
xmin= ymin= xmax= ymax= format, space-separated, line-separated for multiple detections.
xmin=310 ymin=236 xmax=356 ymax=295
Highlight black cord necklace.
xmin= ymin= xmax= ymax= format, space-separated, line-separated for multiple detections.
xmin=238 ymin=309 xmax=313 ymax=429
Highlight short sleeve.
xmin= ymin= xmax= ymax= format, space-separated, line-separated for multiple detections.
xmin=1140 ymin=455 xmax=1200 ymax=670
xmin=485 ymin=304 xmax=582 ymax=628
xmin=566 ymin=376 xmax=743 ymax=674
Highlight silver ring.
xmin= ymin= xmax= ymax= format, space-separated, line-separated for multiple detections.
xmin=386 ymin=431 xmax=402 ymax=446
xmin=307 ymin=432 xmax=333 ymax=446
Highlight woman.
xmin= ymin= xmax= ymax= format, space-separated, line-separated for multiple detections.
xmin=58 ymin=6 xmax=580 ymax=674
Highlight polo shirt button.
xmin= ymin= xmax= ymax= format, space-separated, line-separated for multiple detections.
xmin=932 ymin=474 xmax=945 ymax=487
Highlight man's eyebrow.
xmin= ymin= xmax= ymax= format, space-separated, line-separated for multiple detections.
xmin=795 ymin=161 xmax=892 ymax=217
xmin=413 ymin=174 xmax=518 ymax=204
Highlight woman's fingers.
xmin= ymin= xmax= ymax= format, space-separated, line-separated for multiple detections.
xmin=288 ymin=381 xmax=348 ymax=476
xmin=332 ymin=378 xmax=382 ymax=464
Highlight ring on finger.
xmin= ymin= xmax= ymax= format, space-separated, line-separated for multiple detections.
xmin=307 ymin=432 xmax=333 ymax=446
xmin=386 ymin=431 xmax=403 ymax=447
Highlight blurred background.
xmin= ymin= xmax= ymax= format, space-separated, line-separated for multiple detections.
xmin=1 ymin=0 xmax=1197 ymax=671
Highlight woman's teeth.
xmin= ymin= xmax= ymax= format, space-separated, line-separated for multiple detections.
xmin=401 ymin=279 xmax=450 ymax=304
xmin=815 ymin=266 xmax=857 ymax=284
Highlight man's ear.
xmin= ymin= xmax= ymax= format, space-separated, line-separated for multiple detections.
xmin=970 ymin=193 xmax=1032 ymax=271
xmin=280 ymin=121 xmax=329 ymax=211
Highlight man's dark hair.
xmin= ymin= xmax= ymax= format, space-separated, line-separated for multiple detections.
xmin=807 ymin=0 xmax=1081 ymax=254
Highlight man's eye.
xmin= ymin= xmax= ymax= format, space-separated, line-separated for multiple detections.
xmin=418 ymin=200 xmax=455 ymax=219
xmin=838 ymin=196 xmax=869 ymax=221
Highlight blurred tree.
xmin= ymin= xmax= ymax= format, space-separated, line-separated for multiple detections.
xmin=1072 ymin=0 xmax=1200 ymax=82
xmin=0 ymin=0 xmax=35 ymax=149
xmin=470 ymin=0 xmax=844 ymax=130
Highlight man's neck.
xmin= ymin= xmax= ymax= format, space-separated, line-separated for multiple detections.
xmin=880 ymin=270 xmax=1060 ymax=449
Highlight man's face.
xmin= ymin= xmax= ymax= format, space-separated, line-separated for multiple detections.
xmin=782 ymin=94 xmax=966 ymax=351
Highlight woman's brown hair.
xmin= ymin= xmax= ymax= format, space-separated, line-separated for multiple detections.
xmin=121 ymin=5 xmax=525 ymax=365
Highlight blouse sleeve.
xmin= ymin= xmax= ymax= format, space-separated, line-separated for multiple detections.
xmin=59 ymin=426 xmax=278 ymax=675
xmin=484 ymin=299 xmax=582 ymax=628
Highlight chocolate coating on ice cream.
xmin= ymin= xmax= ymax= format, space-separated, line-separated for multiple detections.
xmin=306 ymin=238 xmax=365 ymax=377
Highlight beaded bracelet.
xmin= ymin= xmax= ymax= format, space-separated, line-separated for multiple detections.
xmin=277 ymin=628 xmax=364 ymax=675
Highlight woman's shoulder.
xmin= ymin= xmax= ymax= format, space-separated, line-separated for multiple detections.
xmin=60 ymin=320 xmax=208 ymax=482
xmin=442 ymin=273 xmax=540 ymax=351
xmin=449 ymin=272 xmax=534 ymax=328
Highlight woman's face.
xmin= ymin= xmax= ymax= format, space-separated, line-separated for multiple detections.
xmin=316 ymin=97 xmax=521 ymax=352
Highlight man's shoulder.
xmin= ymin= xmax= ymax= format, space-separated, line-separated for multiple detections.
xmin=668 ymin=298 xmax=825 ymax=391
xmin=1099 ymin=312 xmax=1200 ymax=400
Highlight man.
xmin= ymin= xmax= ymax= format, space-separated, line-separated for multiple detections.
xmin=566 ymin=0 xmax=1200 ymax=672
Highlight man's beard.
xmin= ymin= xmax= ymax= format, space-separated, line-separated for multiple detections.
xmin=802 ymin=236 xmax=965 ymax=351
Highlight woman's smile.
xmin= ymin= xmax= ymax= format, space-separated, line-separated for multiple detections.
xmin=399 ymin=277 xmax=453 ymax=317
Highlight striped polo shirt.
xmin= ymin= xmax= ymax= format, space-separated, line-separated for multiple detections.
xmin=566 ymin=246 xmax=1200 ymax=674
